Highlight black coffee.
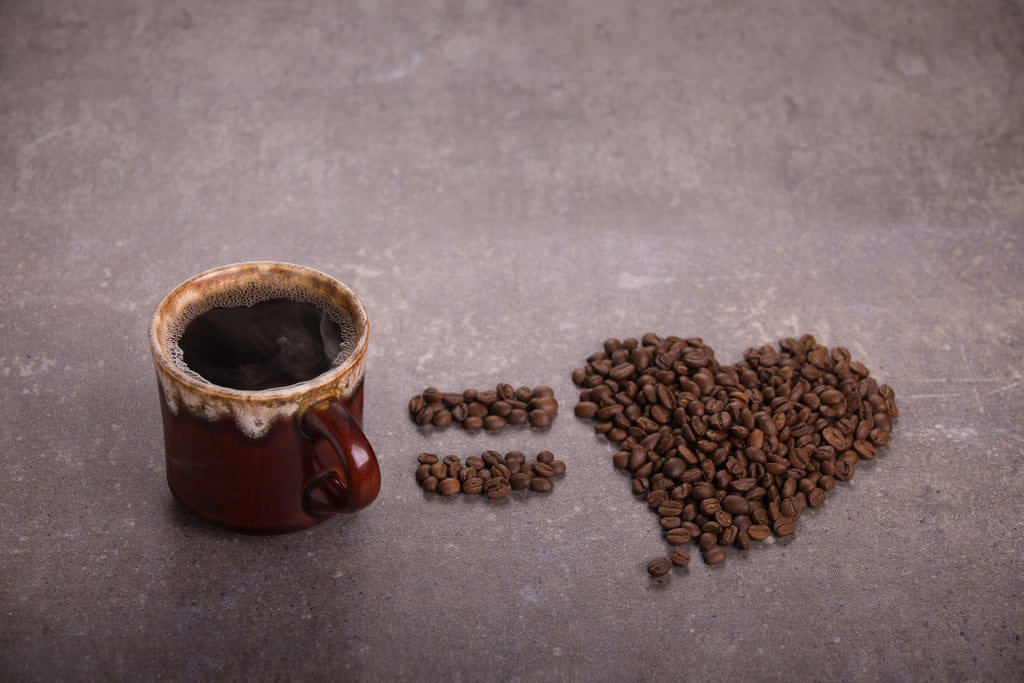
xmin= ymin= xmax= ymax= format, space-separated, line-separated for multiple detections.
xmin=178 ymin=298 xmax=345 ymax=391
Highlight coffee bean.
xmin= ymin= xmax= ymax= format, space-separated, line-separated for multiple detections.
xmin=414 ymin=405 xmax=436 ymax=426
xmin=530 ymin=396 xmax=559 ymax=415
xmin=773 ymin=516 xmax=796 ymax=536
xmin=462 ymin=478 xmax=484 ymax=495
xmin=718 ymin=524 xmax=738 ymax=546
xmin=647 ymin=557 xmax=672 ymax=577
xmin=490 ymin=400 xmax=512 ymax=418
xmin=807 ymin=487 xmax=827 ymax=507
xmin=670 ymin=549 xmax=691 ymax=567
xmin=721 ymin=494 xmax=750 ymax=516
xmin=438 ymin=478 xmax=461 ymax=496
xmin=532 ymin=462 xmax=556 ymax=478
xmin=483 ymin=415 xmax=507 ymax=430
xmin=507 ymin=472 xmax=530 ymax=490
xmin=657 ymin=500 xmax=684 ymax=517
xmin=484 ymin=478 xmax=511 ymax=499
xmin=528 ymin=410 xmax=552 ymax=428
xmin=665 ymin=527 xmax=691 ymax=545
xmin=703 ymin=547 xmax=727 ymax=565
xmin=530 ymin=477 xmax=553 ymax=493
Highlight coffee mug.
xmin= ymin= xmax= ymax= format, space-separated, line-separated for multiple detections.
xmin=148 ymin=262 xmax=381 ymax=533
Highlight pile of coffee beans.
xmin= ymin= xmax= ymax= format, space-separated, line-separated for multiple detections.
xmin=415 ymin=450 xmax=566 ymax=498
xmin=571 ymin=333 xmax=898 ymax=576
xmin=409 ymin=385 xmax=558 ymax=430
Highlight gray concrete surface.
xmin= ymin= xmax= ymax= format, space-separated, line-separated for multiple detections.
xmin=3 ymin=0 xmax=1023 ymax=680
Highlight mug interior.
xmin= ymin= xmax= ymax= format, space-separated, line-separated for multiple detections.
xmin=150 ymin=262 xmax=368 ymax=397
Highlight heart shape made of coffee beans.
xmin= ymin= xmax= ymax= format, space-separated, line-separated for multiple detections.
xmin=571 ymin=333 xmax=898 ymax=577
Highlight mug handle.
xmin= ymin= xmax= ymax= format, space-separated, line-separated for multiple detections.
xmin=300 ymin=398 xmax=381 ymax=516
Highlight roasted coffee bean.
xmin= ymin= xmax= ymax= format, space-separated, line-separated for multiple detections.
xmin=670 ymin=549 xmax=691 ymax=567
xmin=647 ymin=557 xmax=672 ymax=577
xmin=485 ymin=478 xmax=512 ymax=499
xmin=807 ymin=487 xmax=827 ymax=507
xmin=462 ymin=478 xmax=484 ymax=495
xmin=528 ymin=410 xmax=553 ymax=428
xmin=721 ymin=495 xmax=750 ymax=516
xmin=483 ymin=415 xmax=507 ymax=430
xmin=658 ymin=500 xmax=685 ymax=517
xmin=438 ymin=478 xmax=461 ymax=496
xmin=532 ymin=462 xmax=556 ymax=478
xmin=665 ymin=527 xmax=691 ymax=545
xmin=718 ymin=524 xmax=738 ymax=546
xmin=703 ymin=547 xmax=727 ymax=565
xmin=699 ymin=498 xmax=721 ymax=516
xmin=698 ymin=532 xmax=718 ymax=552
xmin=510 ymin=472 xmax=532 ymax=490
xmin=490 ymin=400 xmax=512 ymax=418
xmin=773 ymin=516 xmax=797 ymax=536
xmin=530 ymin=477 xmax=554 ymax=493
xmin=747 ymin=524 xmax=771 ymax=541
xmin=531 ymin=396 xmax=559 ymax=415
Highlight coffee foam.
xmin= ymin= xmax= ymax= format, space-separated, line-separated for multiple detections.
xmin=165 ymin=281 xmax=357 ymax=388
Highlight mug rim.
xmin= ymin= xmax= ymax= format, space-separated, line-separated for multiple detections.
xmin=148 ymin=261 xmax=369 ymax=401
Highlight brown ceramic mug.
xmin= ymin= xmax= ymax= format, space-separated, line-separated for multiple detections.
xmin=148 ymin=262 xmax=381 ymax=533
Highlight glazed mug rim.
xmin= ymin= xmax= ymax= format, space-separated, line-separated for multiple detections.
xmin=148 ymin=260 xmax=369 ymax=403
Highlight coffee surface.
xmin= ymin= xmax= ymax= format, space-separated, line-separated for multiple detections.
xmin=177 ymin=298 xmax=346 ymax=391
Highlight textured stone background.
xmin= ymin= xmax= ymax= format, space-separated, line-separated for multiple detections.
xmin=2 ymin=1 xmax=1023 ymax=680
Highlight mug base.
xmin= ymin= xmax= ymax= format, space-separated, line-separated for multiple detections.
xmin=168 ymin=488 xmax=334 ymax=535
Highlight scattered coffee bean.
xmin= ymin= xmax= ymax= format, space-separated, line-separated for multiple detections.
xmin=703 ymin=547 xmax=727 ymax=565
xmin=573 ymin=334 xmax=898 ymax=575
xmin=409 ymin=385 xmax=558 ymax=430
xmin=670 ymin=549 xmax=691 ymax=567
xmin=647 ymin=557 xmax=672 ymax=577
xmin=416 ymin=451 xmax=566 ymax=499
